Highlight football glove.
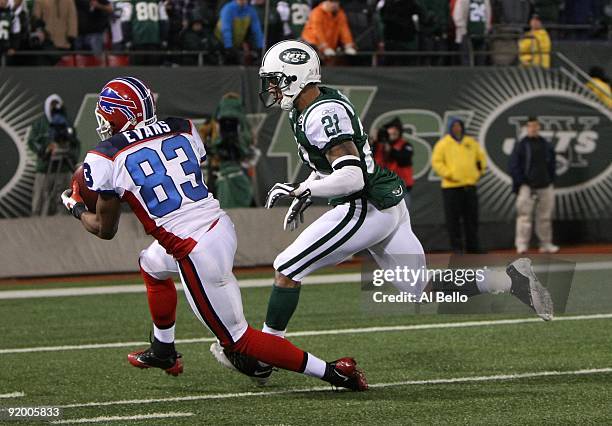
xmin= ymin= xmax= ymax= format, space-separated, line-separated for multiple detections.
xmin=284 ymin=191 xmax=312 ymax=231
xmin=61 ymin=180 xmax=87 ymax=219
xmin=265 ymin=182 xmax=301 ymax=209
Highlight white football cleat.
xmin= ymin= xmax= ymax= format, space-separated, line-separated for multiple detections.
xmin=506 ymin=258 xmax=554 ymax=321
xmin=209 ymin=342 xmax=273 ymax=385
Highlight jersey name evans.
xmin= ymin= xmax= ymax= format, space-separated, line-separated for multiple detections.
xmin=124 ymin=121 xmax=172 ymax=143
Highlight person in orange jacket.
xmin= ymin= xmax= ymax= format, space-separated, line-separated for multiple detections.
xmin=301 ymin=0 xmax=356 ymax=60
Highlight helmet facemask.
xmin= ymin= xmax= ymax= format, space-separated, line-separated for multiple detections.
xmin=95 ymin=109 xmax=113 ymax=141
xmin=259 ymin=72 xmax=296 ymax=109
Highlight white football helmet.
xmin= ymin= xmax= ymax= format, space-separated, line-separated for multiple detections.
xmin=259 ymin=40 xmax=321 ymax=111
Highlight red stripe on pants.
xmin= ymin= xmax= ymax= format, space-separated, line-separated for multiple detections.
xmin=178 ymin=257 xmax=234 ymax=346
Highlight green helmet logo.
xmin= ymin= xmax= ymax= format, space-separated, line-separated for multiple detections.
xmin=279 ymin=48 xmax=310 ymax=65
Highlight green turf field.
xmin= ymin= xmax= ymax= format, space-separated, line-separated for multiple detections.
xmin=1 ymin=267 xmax=611 ymax=425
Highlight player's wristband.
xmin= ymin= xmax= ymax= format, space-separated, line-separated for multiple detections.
xmin=72 ymin=202 xmax=87 ymax=220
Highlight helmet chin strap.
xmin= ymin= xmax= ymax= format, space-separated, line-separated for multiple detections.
xmin=280 ymin=95 xmax=295 ymax=111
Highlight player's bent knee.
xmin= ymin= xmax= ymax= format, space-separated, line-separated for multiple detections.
xmin=275 ymin=271 xmax=301 ymax=288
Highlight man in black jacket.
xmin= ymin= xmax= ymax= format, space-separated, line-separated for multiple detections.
xmin=509 ymin=117 xmax=558 ymax=254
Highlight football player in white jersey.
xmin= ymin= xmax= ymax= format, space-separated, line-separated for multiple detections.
xmin=211 ymin=40 xmax=554 ymax=382
xmin=61 ymin=76 xmax=367 ymax=391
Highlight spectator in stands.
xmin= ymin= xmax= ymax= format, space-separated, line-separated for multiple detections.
xmin=301 ymin=0 xmax=356 ymax=63
xmin=0 ymin=0 xmax=19 ymax=61
xmin=375 ymin=0 xmax=423 ymax=66
xmin=452 ymin=0 xmax=492 ymax=66
xmin=7 ymin=0 xmax=29 ymax=62
xmin=432 ymin=118 xmax=486 ymax=253
xmin=209 ymin=92 xmax=254 ymax=208
xmin=32 ymin=0 xmax=78 ymax=51
xmin=518 ymin=13 xmax=551 ymax=68
xmin=179 ymin=14 xmax=221 ymax=64
xmin=374 ymin=118 xmax=414 ymax=208
xmin=28 ymin=94 xmax=80 ymax=216
xmin=165 ymin=0 xmax=186 ymax=49
xmin=586 ymin=66 xmax=612 ymax=108
xmin=74 ymin=0 xmax=112 ymax=55
xmin=215 ymin=0 xmax=264 ymax=65
xmin=277 ymin=0 xmax=311 ymax=39
xmin=418 ymin=0 xmax=449 ymax=65
xmin=509 ymin=116 xmax=558 ymax=254
xmin=109 ymin=0 xmax=127 ymax=50
xmin=122 ymin=0 xmax=169 ymax=65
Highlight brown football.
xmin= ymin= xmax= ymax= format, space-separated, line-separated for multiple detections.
xmin=73 ymin=164 xmax=99 ymax=213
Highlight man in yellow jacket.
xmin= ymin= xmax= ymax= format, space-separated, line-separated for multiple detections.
xmin=432 ymin=118 xmax=486 ymax=253
xmin=518 ymin=14 xmax=551 ymax=69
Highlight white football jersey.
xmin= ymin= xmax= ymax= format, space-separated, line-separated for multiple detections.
xmin=83 ymin=117 xmax=223 ymax=259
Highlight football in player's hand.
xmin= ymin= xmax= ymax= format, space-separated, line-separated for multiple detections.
xmin=73 ymin=165 xmax=98 ymax=213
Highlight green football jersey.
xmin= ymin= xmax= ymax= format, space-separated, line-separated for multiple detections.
xmin=281 ymin=0 xmax=310 ymax=37
xmin=123 ymin=0 xmax=167 ymax=45
xmin=467 ymin=0 xmax=487 ymax=36
xmin=289 ymin=86 xmax=405 ymax=209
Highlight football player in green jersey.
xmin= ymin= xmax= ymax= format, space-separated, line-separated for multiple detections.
xmin=211 ymin=40 xmax=553 ymax=384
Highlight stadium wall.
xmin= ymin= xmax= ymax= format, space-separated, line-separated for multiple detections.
xmin=0 ymin=67 xmax=610 ymax=277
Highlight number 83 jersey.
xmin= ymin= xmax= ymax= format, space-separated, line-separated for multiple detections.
xmin=83 ymin=117 xmax=223 ymax=259
xmin=289 ymin=86 xmax=405 ymax=210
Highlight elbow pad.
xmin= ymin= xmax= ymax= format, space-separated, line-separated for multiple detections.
xmin=298 ymin=155 xmax=365 ymax=198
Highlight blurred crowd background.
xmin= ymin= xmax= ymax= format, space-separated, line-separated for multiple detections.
xmin=0 ymin=0 xmax=610 ymax=67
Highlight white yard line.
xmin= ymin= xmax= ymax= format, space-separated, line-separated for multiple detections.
xmin=51 ymin=411 xmax=193 ymax=424
xmin=1 ymin=260 xmax=611 ymax=300
xmin=57 ymin=368 xmax=612 ymax=409
xmin=1 ymin=313 xmax=611 ymax=355
xmin=0 ymin=392 xmax=24 ymax=398
xmin=0 ymin=274 xmax=360 ymax=300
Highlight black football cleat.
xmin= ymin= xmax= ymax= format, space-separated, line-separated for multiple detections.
xmin=128 ymin=346 xmax=183 ymax=376
xmin=507 ymin=258 xmax=554 ymax=321
xmin=210 ymin=342 xmax=274 ymax=385
xmin=324 ymin=357 xmax=368 ymax=391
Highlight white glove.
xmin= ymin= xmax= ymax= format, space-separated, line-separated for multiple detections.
xmin=61 ymin=188 xmax=79 ymax=212
xmin=284 ymin=193 xmax=313 ymax=231
xmin=323 ymin=47 xmax=336 ymax=57
xmin=61 ymin=180 xmax=87 ymax=219
xmin=265 ymin=182 xmax=300 ymax=209
xmin=344 ymin=46 xmax=357 ymax=55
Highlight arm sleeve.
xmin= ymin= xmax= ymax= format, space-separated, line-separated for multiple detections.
xmin=389 ymin=142 xmax=413 ymax=166
xmin=190 ymin=120 xmax=207 ymax=162
xmin=431 ymin=139 xmax=451 ymax=179
xmin=305 ymin=8 xmax=325 ymax=48
xmin=120 ymin=2 xmax=133 ymax=43
xmin=547 ymin=141 xmax=556 ymax=180
xmin=220 ymin=5 xmax=234 ymax=48
xmin=277 ymin=1 xmax=290 ymax=21
xmin=303 ymin=101 xmax=355 ymax=153
xmin=508 ymin=140 xmax=524 ymax=190
xmin=338 ymin=9 xmax=354 ymax=46
xmin=27 ymin=120 xmax=47 ymax=158
xmin=298 ymin=155 xmax=365 ymax=198
xmin=67 ymin=0 xmax=78 ymax=39
xmin=452 ymin=0 xmax=467 ymax=43
xmin=83 ymin=153 xmax=116 ymax=195
xmin=476 ymin=141 xmax=486 ymax=174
